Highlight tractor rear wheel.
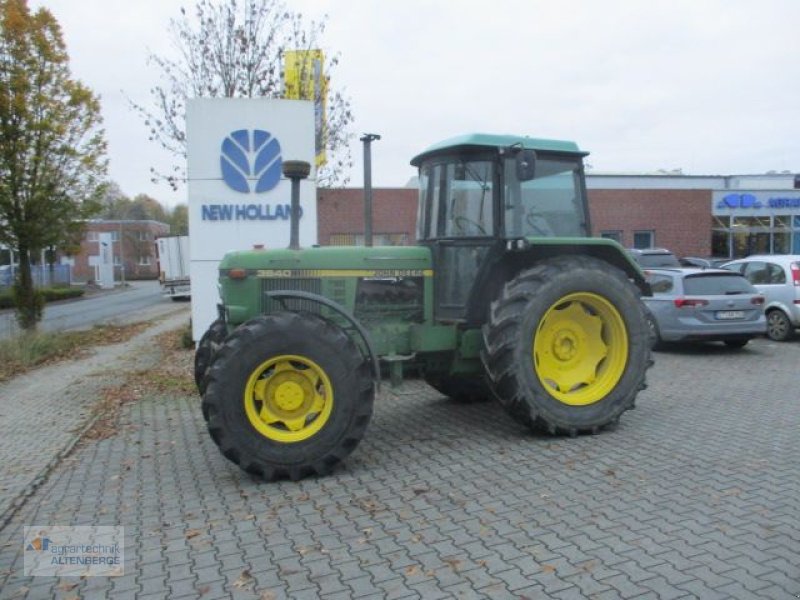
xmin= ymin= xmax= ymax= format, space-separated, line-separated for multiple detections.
xmin=194 ymin=318 xmax=228 ymax=396
xmin=424 ymin=374 xmax=490 ymax=403
xmin=202 ymin=312 xmax=374 ymax=481
xmin=481 ymin=256 xmax=651 ymax=434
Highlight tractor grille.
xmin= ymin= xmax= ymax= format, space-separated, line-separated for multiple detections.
xmin=261 ymin=278 xmax=322 ymax=314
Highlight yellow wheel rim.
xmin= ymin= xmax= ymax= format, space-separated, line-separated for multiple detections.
xmin=533 ymin=292 xmax=628 ymax=406
xmin=244 ymin=354 xmax=333 ymax=443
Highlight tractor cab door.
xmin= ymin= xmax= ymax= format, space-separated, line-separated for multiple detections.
xmin=417 ymin=157 xmax=499 ymax=322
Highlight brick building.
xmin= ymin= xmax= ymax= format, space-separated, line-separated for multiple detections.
xmin=68 ymin=220 xmax=170 ymax=282
xmin=317 ymin=188 xmax=418 ymax=246
xmin=316 ymin=172 xmax=800 ymax=260
xmin=586 ymin=174 xmax=722 ymax=257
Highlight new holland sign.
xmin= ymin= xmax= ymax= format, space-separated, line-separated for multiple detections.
xmin=187 ymin=98 xmax=316 ymax=340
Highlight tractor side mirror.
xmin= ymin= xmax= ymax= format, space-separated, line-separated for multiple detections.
xmin=515 ymin=150 xmax=537 ymax=181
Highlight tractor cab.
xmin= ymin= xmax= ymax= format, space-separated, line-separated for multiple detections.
xmin=410 ymin=134 xmax=592 ymax=322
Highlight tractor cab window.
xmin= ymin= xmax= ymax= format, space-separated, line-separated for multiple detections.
xmin=504 ymin=156 xmax=587 ymax=238
xmin=442 ymin=160 xmax=493 ymax=237
xmin=418 ymin=158 xmax=495 ymax=239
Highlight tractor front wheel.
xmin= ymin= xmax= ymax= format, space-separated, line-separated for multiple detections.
xmin=482 ymin=256 xmax=651 ymax=434
xmin=202 ymin=312 xmax=374 ymax=481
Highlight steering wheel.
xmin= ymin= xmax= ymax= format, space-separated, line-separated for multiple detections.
xmin=454 ymin=216 xmax=487 ymax=236
xmin=526 ymin=212 xmax=552 ymax=236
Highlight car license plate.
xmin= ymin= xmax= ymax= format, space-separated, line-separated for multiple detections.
xmin=716 ymin=310 xmax=745 ymax=320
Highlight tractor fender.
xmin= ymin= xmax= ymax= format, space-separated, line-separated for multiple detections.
xmin=265 ymin=290 xmax=381 ymax=389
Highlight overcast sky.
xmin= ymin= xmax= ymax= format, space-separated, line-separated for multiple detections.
xmin=35 ymin=0 xmax=800 ymax=207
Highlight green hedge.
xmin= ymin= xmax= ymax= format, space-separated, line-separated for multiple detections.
xmin=0 ymin=286 xmax=84 ymax=309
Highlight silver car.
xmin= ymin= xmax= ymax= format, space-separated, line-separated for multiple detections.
xmin=642 ymin=268 xmax=766 ymax=349
xmin=721 ymin=255 xmax=800 ymax=341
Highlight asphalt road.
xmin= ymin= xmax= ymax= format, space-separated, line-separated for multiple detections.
xmin=0 ymin=280 xmax=177 ymax=339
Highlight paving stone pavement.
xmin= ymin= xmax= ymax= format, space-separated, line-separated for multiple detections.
xmin=0 ymin=306 xmax=190 ymax=527
xmin=0 ymin=336 xmax=798 ymax=599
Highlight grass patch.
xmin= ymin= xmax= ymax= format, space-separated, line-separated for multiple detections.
xmin=0 ymin=321 xmax=151 ymax=382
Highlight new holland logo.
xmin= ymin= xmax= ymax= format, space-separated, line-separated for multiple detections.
xmin=717 ymin=193 xmax=762 ymax=209
xmin=220 ymin=129 xmax=282 ymax=194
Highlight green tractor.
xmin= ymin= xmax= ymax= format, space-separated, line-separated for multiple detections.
xmin=196 ymin=133 xmax=652 ymax=481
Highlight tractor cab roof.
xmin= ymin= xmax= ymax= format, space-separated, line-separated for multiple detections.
xmin=410 ymin=133 xmax=587 ymax=167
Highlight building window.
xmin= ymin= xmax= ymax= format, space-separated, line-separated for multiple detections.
xmin=113 ymin=255 xmax=121 ymax=266
xmin=600 ymin=230 xmax=622 ymax=243
xmin=138 ymin=255 xmax=151 ymax=266
xmin=86 ymin=231 xmax=98 ymax=242
xmin=110 ymin=230 xmax=119 ymax=242
xmin=632 ymin=230 xmax=654 ymax=249
xmin=138 ymin=231 xmax=151 ymax=242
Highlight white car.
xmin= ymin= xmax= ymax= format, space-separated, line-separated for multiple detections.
xmin=721 ymin=255 xmax=800 ymax=341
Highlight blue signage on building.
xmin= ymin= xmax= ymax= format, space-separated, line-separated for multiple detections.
xmin=220 ymin=129 xmax=282 ymax=194
xmin=717 ymin=193 xmax=762 ymax=209
xmin=716 ymin=192 xmax=800 ymax=210
xmin=767 ymin=197 xmax=800 ymax=208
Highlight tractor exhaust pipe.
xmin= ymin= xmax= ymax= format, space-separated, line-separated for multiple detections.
xmin=360 ymin=133 xmax=380 ymax=247
xmin=282 ymin=160 xmax=311 ymax=250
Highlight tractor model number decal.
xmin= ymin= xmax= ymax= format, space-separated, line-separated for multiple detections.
xmin=255 ymin=269 xmax=433 ymax=278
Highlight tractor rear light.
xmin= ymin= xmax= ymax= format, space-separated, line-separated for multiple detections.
xmin=228 ymin=268 xmax=247 ymax=280
xmin=751 ymin=296 xmax=765 ymax=305
xmin=791 ymin=262 xmax=800 ymax=286
xmin=673 ymin=297 xmax=709 ymax=308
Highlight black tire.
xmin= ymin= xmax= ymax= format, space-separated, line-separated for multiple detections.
xmin=481 ymin=256 xmax=652 ymax=434
xmin=424 ymin=374 xmax=490 ymax=403
xmin=202 ymin=312 xmax=374 ymax=481
xmin=194 ymin=319 xmax=228 ymax=396
xmin=724 ymin=339 xmax=749 ymax=349
xmin=766 ymin=309 xmax=795 ymax=342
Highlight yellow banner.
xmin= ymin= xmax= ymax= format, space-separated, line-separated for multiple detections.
xmin=284 ymin=49 xmax=327 ymax=168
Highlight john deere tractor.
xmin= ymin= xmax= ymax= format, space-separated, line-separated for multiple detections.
xmin=196 ymin=134 xmax=652 ymax=481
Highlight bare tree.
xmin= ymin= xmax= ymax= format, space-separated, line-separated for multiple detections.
xmin=132 ymin=0 xmax=355 ymax=189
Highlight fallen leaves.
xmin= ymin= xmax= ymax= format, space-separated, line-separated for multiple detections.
xmin=233 ymin=569 xmax=254 ymax=590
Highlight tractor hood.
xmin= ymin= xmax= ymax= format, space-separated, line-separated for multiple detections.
xmin=219 ymin=245 xmax=433 ymax=275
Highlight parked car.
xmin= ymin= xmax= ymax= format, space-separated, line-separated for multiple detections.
xmin=720 ymin=255 xmax=800 ymax=341
xmin=642 ymin=268 xmax=766 ymax=349
xmin=679 ymin=257 xmax=735 ymax=268
xmin=679 ymin=256 xmax=712 ymax=268
xmin=628 ymin=247 xmax=681 ymax=268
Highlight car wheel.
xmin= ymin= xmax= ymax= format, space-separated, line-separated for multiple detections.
xmin=643 ymin=309 xmax=663 ymax=350
xmin=766 ymin=309 xmax=795 ymax=342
